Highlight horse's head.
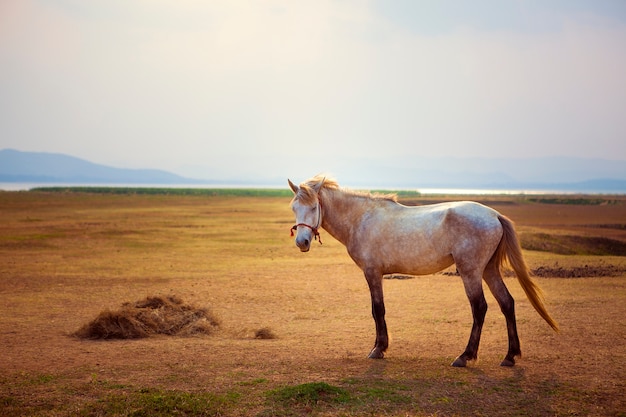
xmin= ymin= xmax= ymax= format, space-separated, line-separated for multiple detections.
xmin=288 ymin=178 xmax=324 ymax=252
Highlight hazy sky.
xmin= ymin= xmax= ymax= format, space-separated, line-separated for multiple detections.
xmin=1 ymin=1 xmax=625 ymax=183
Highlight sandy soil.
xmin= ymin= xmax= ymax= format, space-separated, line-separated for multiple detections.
xmin=0 ymin=192 xmax=625 ymax=416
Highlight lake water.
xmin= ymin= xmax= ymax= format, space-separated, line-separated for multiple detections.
xmin=0 ymin=182 xmax=607 ymax=195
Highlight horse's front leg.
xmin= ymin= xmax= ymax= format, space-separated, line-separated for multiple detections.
xmin=364 ymin=268 xmax=388 ymax=359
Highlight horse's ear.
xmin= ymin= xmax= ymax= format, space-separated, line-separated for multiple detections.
xmin=312 ymin=177 xmax=325 ymax=192
xmin=288 ymin=179 xmax=299 ymax=194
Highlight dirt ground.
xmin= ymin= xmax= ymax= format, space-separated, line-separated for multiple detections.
xmin=0 ymin=191 xmax=625 ymax=416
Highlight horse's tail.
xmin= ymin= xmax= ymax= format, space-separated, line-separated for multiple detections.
xmin=495 ymin=215 xmax=559 ymax=332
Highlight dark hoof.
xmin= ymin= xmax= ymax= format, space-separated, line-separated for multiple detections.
xmin=451 ymin=356 xmax=467 ymax=367
xmin=500 ymin=358 xmax=515 ymax=367
xmin=367 ymin=347 xmax=385 ymax=359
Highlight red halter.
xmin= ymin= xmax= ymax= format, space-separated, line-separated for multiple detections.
xmin=290 ymin=199 xmax=323 ymax=245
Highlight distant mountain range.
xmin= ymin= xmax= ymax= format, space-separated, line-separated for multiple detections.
xmin=1 ymin=149 xmax=625 ymax=192
xmin=0 ymin=149 xmax=203 ymax=185
xmin=333 ymin=155 xmax=626 ymax=192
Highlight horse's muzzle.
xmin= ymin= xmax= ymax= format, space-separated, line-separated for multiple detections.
xmin=295 ymin=236 xmax=311 ymax=252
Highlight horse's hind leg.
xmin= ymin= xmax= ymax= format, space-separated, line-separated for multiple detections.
xmin=452 ymin=270 xmax=488 ymax=367
xmin=483 ymin=259 xmax=521 ymax=366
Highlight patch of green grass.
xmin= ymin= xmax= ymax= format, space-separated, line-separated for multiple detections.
xmin=526 ymin=197 xmax=621 ymax=205
xmin=266 ymin=382 xmax=352 ymax=407
xmin=30 ymin=186 xmax=294 ymax=197
xmin=237 ymin=378 xmax=269 ymax=387
xmin=15 ymin=372 xmax=61 ymax=387
xmin=350 ymin=378 xmax=413 ymax=404
xmin=80 ymin=388 xmax=239 ymax=417
xmin=2 ymin=368 xmax=620 ymax=417
xmin=432 ymin=395 xmax=452 ymax=404
xmin=33 ymin=374 xmax=56 ymax=384
xmin=264 ymin=380 xmax=422 ymax=416
xmin=362 ymin=386 xmax=412 ymax=404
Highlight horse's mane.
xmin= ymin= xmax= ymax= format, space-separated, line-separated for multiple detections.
xmin=298 ymin=174 xmax=398 ymax=203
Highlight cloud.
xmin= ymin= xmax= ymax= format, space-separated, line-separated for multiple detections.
xmin=368 ymin=19 xmax=626 ymax=158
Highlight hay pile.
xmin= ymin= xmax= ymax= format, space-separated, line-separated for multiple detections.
xmin=254 ymin=327 xmax=277 ymax=339
xmin=73 ymin=295 xmax=220 ymax=340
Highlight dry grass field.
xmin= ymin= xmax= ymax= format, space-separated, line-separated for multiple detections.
xmin=1 ymin=190 xmax=625 ymax=416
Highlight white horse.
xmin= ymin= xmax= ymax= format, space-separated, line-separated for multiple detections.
xmin=289 ymin=175 xmax=558 ymax=367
